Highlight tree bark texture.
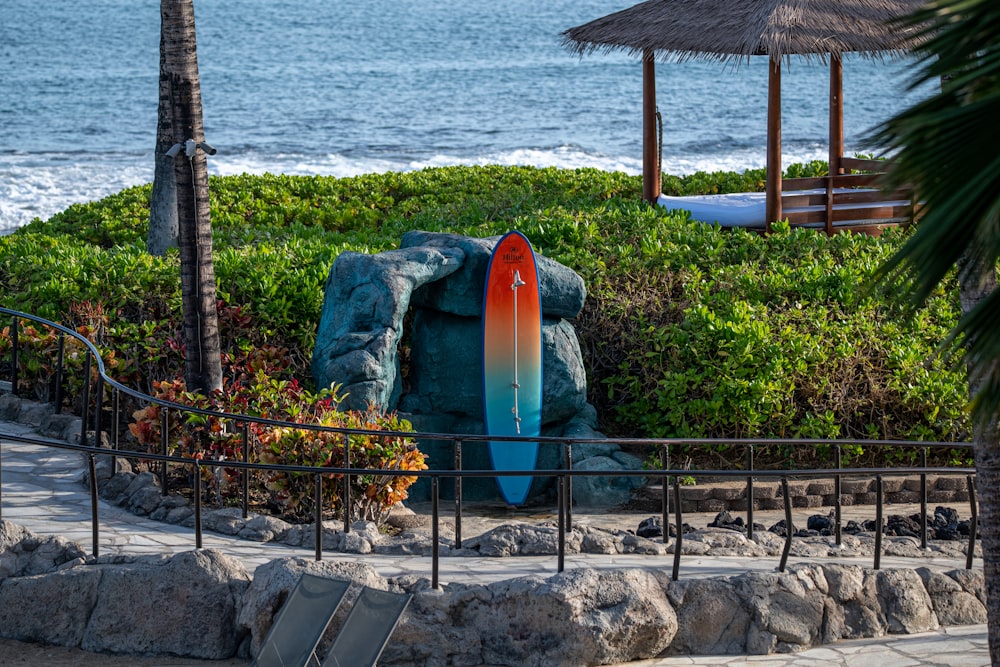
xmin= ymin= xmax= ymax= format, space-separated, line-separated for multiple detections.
xmin=957 ymin=249 xmax=1000 ymax=664
xmin=161 ymin=0 xmax=222 ymax=395
xmin=149 ymin=26 xmax=179 ymax=256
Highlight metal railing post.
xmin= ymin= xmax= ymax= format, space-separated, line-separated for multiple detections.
xmin=746 ymin=444 xmax=754 ymax=539
xmin=110 ymin=388 xmax=119 ymax=473
xmin=967 ymin=475 xmax=977 ymax=570
xmin=454 ymin=439 xmax=462 ymax=548
xmin=779 ymin=477 xmax=792 ymax=572
xmin=557 ymin=475 xmax=566 ymax=573
xmin=342 ymin=434 xmax=351 ymax=533
xmin=661 ymin=445 xmax=670 ymax=545
xmin=874 ymin=476 xmax=883 ymax=570
xmin=241 ymin=423 xmax=250 ymax=519
xmin=79 ymin=352 xmax=92 ymax=446
xmin=432 ymin=476 xmax=440 ymax=589
xmin=671 ymin=476 xmax=682 ymax=581
xmin=834 ymin=444 xmax=842 ymax=545
xmin=315 ymin=473 xmax=323 ymax=561
xmin=920 ymin=447 xmax=928 ymax=549
xmin=10 ymin=317 xmax=18 ymax=397
xmin=564 ymin=442 xmax=573 ymax=533
xmin=160 ymin=408 xmax=169 ymax=492
xmin=93 ymin=375 xmax=104 ymax=448
xmin=194 ymin=460 xmax=203 ymax=549
xmin=53 ymin=332 xmax=65 ymax=409
xmin=88 ymin=453 xmax=100 ymax=558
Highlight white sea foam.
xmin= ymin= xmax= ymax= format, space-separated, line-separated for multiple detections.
xmin=3 ymin=0 xmax=927 ymax=237
xmin=0 ymin=143 xmax=867 ymax=237
xmin=0 ymin=154 xmax=154 ymax=235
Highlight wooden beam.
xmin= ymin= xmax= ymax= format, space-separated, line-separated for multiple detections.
xmin=642 ymin=51 xmax=660 ymax=203
xmin=829 ymin=55 xmax=844 ymax=177
xmin=766 ymin=57 xmax=782 ymax=227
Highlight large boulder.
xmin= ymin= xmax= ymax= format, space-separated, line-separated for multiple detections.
xmin=311 ymin=231 xmax=612 ymax=505
xmin=401 ymin=313 xmax=587 ymax=426
xmin=313 ymin=231 xmax=588 ymax=416
xmin=571 ymin=452 xmax=646 ymax=507
xmin=0 ymin=519 xmax=87 ymax=579
xmin=82 ymin=550 xmax=251 ymax=658
xmin=666 ymin=578 xmax=752 ymax=654
xmin=737 ymin=565 xmax=829 ymax=653
xmin=385 ymin=568 xmax=676 ymax=667
xmin=820 ymin=563 xmax=886 ymax=641
xmin=311 ymin=244 xmax=464 ymax=410
xmin=0 ymin=544 xmax=250 ymax=660
xmin=0 ymin=567 xmax=101 ymax=646
xmin=875 ymin=568 xmax=939 ymax=634
xmin=917 ymin=567 xmax=987 ymax=626
xmin=401 ymin=231 xmax=586 ymax=319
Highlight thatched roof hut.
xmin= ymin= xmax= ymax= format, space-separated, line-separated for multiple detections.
xmin=563 ymin=0 xmax=927 ymax=225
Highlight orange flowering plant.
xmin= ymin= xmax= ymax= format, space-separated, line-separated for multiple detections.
xmin=256 ymin=400 xmax=427 ymax=524
xmin=129 ymin=362 xmax=426 ymax=525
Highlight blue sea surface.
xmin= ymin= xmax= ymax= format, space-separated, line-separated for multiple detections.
xmin=0 ymin=0 xmax=931 ymax=233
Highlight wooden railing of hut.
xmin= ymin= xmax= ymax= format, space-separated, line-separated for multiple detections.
xmin=777 ymin=157 xmax=918 ymax=236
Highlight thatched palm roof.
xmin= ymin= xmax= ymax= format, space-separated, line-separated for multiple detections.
xmin=563 ymin=0 xmax=926 ymax=62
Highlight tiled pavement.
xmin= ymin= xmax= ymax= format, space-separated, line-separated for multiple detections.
xmin=0 ymin=418 xmax=990 ymax=666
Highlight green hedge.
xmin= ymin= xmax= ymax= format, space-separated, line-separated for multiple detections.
xmin=0 ymin=165 xmax=969 ymax=450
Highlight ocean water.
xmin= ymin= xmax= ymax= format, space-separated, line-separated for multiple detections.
xmin=0 ymin=0 xmax=931 ymax=235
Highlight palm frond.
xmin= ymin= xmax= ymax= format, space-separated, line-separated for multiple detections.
xmin=869 ymin=0 xmax=1000 ymax=428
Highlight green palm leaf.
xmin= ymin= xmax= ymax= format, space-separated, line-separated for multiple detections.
xmin=870 ymin=0 xmax=1000 ymax=428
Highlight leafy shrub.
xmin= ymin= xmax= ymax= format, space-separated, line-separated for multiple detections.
xmin=0 ymin=165 xmax=972 ymax=474
xmin=129 ymin=376 xmax=427 ymax=524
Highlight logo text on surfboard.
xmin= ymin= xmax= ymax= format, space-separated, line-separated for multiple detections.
xmin=502 ymin=246 xmax=524 ymax=263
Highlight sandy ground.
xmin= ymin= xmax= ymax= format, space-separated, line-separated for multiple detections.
xmin=0 ymin=639 xmax=248 ymax=666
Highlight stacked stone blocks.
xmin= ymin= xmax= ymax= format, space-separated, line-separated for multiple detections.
xmin=672 ymin=476 xmax=972 ymax=514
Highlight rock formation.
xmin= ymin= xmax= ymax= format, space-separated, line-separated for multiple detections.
xmin=311 ymin=231 xmax=643 ymax=504
xmin=0 ymin=520 xmax=987 ymax=665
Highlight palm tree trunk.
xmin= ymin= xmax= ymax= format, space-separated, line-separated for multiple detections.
xmin=161 ymin=0 xmax=222 ymax=395
xmin=149 ymin=27 xmax=178 ymax=256
xmin=957 ymin=250 xmax=1000 ymax=662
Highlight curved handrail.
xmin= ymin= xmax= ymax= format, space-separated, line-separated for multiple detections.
xmin=0 ymin=306 xmax=980 ymax=586
xmin=0 ymin=307 xmax=976 ymax=451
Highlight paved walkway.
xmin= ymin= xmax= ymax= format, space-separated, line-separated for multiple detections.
xmin=0 ymin=418 xmax=991 ymax=666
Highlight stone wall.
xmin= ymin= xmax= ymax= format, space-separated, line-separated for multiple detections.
xmin=635 ymin=477 xmax=973 ymax=514
xmin=0 ymin=520 xmax=986 ymax=666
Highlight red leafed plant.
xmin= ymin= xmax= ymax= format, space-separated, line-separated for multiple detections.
xmin=128 ymin=355 xmax=426 ymax=525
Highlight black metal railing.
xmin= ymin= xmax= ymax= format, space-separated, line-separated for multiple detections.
xmin=0 ymin=307 xmax=980 ymax=588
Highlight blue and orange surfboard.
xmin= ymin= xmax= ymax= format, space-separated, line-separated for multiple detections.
xmin=482 ymin=231 xmax=543 ymax=506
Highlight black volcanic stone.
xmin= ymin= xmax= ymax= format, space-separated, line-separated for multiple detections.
xmin=709 ymin=511 xmax=745 ymax=531
xmin=934 ymin=506 xmax=959 ymax=525
xmin=958 ymin=519 xmax=976 ymax=536
xmin=886 ymin=514 xmax=921 ymax=537
xmin=843 ymin=520 xmax=864 ymax=534
xmin=807 ymin=514 xmax=833 ymax=532
xmin=768 ymin=519 xmax=797 ymax=537
xmin=637 ymin=517 xmax=663 ymax=538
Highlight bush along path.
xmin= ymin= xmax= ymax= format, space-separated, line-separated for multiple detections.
xmin=0 ymin=166 xmax=971 ymax=476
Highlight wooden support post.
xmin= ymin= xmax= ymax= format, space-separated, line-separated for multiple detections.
xmin=829 ymin=55 xmax=844 ymax=177
xmin=766 ymin=57 xmax=782 ymax=228
xmin=826 ymin=54 xmax=844 ymax=235
xmin=642 ymin=50 xmax=660 ymax=204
